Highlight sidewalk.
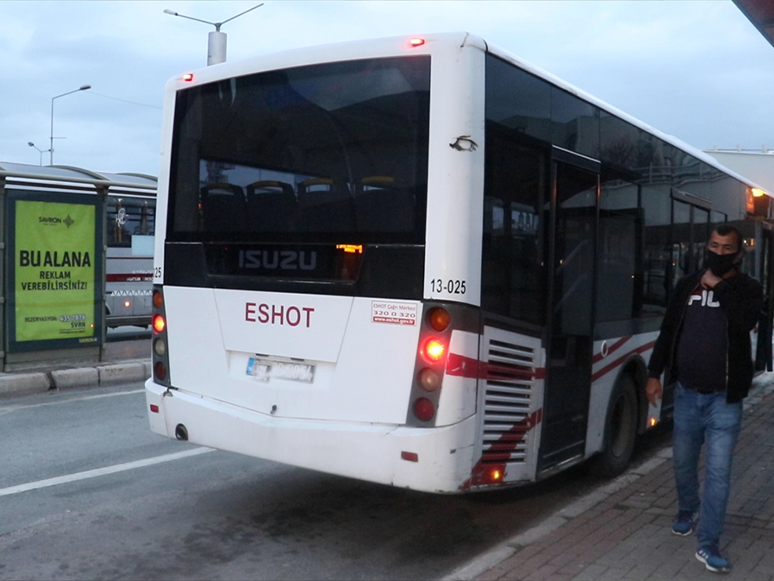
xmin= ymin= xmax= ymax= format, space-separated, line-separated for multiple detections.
xmin=0 ymin=338 xmax=150 ymax=398
xmin=447 ymin=373 xmax=774 ymax=581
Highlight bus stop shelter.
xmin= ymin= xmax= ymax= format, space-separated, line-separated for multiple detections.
xmin=0 ymin=162 xmax=157 ymax=371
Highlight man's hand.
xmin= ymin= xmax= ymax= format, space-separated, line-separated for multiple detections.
xmin=646 ymin=377 xmax=662 ymax=405
xmin=701 ymin=269 xmax=722 ymax=289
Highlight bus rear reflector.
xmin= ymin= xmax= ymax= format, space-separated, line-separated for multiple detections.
xmin=413 ymin=397 xmax=435 ymax=422
xmin=401 ymin=451 xmax=419 ymax=462
xmin=150 ymin=404 xmax=159 ymax=413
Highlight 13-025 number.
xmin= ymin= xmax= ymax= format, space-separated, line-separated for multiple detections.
xmin=430 ymin=279 xmax=466 ymax=294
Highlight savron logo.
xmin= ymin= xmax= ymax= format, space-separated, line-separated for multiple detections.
xmin=238 ymin=250 xmax=317 ymax=271
xmin=38 ymin=214 xmax=75 ymax=228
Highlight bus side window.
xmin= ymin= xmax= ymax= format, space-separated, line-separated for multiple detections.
xmin=200 ymin=183 xmax=248 ymax=232
xmin=297 ymin=178 xmax=355 ymax=232
xmin=354 ymin=176 xmax=414 ymax=232
xmin=246 ymin=180 xmax=297 ymax=232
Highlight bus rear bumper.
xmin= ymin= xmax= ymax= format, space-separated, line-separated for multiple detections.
xmin=145 ymin=380 xmax=477 ymax=494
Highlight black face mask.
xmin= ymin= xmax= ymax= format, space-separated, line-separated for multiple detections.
xmin=706 ymin=249 xmax=739 ymax=277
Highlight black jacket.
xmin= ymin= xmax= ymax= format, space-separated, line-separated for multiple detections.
xmin=647 ymin=268 xmax=764 ymax=403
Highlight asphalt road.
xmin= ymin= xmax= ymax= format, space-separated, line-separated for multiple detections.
xmin=0 ymin=383 xmax=672 ymax=580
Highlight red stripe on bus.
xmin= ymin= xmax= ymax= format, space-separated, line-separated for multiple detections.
xmin=591 ymin=336 xmax=631 ymax=364
xmin=460 ymin=408 xmax=543 ymax=490
xmin=590 ymin=340 xmax=656 ymax=383
xmin=446 ymin=353 xmax=546 ymax=381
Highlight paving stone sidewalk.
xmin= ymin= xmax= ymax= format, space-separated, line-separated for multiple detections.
xmin=451 ymin=374 xmax=774 ymax=581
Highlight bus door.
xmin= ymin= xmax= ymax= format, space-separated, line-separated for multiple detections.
xmin=539 ymin=148 xmax=599 ymax=472
xmin=756 ymin=224 xmax=774 ymax=372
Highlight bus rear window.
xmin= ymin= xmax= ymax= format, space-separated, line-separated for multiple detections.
xmin=168 ymin=56 xmax=430 ymax=244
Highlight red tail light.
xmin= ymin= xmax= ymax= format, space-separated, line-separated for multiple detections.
xmin=154 ymin=362 xmax=167 ymax=381
xmin=152 ymin=314 xmax=166 ymax=334
xmin=421 ymin=338 xmax=446 ymax=363
xmin=413 ymin=397 xmax=435 ymax=421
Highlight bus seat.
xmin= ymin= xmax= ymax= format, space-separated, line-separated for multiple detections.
xmin=354 ymin=176 xmax=415 ymax=232
xmin=297 ymin=177 xmax=355 ymax=231
xmin=200 ymin=183 xmax=248 ymax=232
xmin=246 ymin=180 xmax=297 ymax=232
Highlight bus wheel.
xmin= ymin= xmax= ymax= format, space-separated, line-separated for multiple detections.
xmin=595 ymin=374 xmax=638 ymax=477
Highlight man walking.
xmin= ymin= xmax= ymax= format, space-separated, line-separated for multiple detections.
xmin=646 ymin=224 xmax=763 ymax=573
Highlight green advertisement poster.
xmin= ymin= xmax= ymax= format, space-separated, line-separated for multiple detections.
xmin=14 ymin=199 xmax=98 ymax=344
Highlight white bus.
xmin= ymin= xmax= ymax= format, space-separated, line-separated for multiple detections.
xmin=146 ymin=33 xmax=774 ymax=493
xmin=106 ymin=193 xmax=156 ymax=327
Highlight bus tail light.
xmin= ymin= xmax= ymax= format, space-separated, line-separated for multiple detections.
xmin=427 ymin=307 xmax=450 ymax=331
xmin=153 ymin=313 xmax=166 ymax=334
xmin=413 ymin=397 xmax=435 ymax=422
xmin=421 ymin=338 xmax=446 ymax=363
xmin=418 ymin=368 xmax=442 ymax=392
xmin=405 ymin=303 xmax=467 ymax=427
xmin=151 ymin=285 xmax=172 ymax=388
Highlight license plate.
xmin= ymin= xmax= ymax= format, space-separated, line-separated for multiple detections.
xmin=246 ymin=357 xmax=315 ymax=383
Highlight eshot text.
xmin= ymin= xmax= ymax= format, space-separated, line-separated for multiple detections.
xmin=245 ymin=302 xmax=315 ymax=328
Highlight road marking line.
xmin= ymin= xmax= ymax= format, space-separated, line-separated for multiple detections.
xmin=0 ymin=389 xmax=145 ymax=414
xmin=0 ymin=448 xmax=213 ymax=497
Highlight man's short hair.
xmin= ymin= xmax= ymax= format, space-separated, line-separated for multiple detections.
xmin=713 ymin=224 xmax=743 ymax=252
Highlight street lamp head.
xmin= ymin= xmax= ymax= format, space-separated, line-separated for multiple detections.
xmin=79 ymin=85 xmax=91 ymax=91
xmin=28 ymin=142 xmax=34 ymax=147
xmin=163 ymin=9 xmax=177 ymax=15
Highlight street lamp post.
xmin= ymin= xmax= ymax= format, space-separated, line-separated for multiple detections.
xmin=27 ymin=142 xmax=50 ymax=166
xmin=49 ymin=84 xmax=91 ymax=165
xmin=164 ymin=3 xmax=263 ymax=66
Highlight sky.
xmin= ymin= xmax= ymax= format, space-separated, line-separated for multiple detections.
xmin=2 ymin=0 xmax=774 ymax=177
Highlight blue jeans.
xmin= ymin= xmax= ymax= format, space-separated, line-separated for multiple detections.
xmin=673 ymin=382 xmax=743 ymax=547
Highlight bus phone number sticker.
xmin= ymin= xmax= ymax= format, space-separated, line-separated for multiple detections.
xmin=371 ymin=301 xmax=417 ymax=326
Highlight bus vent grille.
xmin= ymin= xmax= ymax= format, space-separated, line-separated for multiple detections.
xmin=481 ymin=338 xmax=537 ymax=465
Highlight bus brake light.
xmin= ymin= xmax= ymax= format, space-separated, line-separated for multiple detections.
xmin=153 ymin=314 xmax=166 ymax=334
xmin=421 ymin=338 xmax=445 ymax=362
xmin=409 ymin=38 xmax=425 ymax=47
xmin=182 ymin=73 xmax=194 ymax=82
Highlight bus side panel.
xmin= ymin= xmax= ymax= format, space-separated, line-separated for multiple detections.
xmin=468 ymin=327 xmax=545 ymax=488
xmin=435 ymin=330 xmax=479 ymax=426
xmin=585 ymin=333 xmax=658 ymax=457
xmin=424 ymin=42 xmax=485 ymax=306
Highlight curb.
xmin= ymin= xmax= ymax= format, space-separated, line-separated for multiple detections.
xmin=442 ymin=372 xmax=774 ymax=581
xmin=0 ymin=359 xmax=150 ymax=399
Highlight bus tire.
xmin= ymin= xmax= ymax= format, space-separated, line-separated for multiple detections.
xmin=595 ymin=374 xmax=638 ymax=477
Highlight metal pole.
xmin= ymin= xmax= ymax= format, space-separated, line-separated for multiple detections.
xmin=208 ymin=30 xmax=227 ymax=65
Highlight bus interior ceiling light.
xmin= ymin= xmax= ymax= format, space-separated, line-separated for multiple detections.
xmin=752 ymin=187 xmax=766 ymax=197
